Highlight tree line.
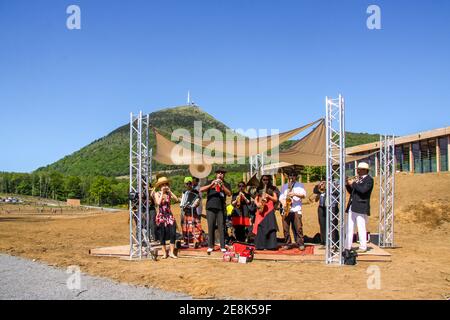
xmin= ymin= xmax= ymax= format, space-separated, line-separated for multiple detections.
xmin=0 ymin=171 xmax=128 ymax=206
xmin=0 ymin=166 xmax=327 ymax=208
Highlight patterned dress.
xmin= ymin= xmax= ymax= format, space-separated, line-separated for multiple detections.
xmin=155 ymin=192 xmax=176 ymax=244
xmin=181 ymin=190 xmax=204 ymax=245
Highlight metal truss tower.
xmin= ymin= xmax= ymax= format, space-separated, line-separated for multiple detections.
xmin=325 ymin=95 xmax=346 ymax=265
xmin=129 ymin=111 xmax=152 ymax=259
xmin=378 ymin=135 xmax=395 ymax=248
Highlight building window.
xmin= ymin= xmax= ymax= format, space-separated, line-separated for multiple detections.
xmin=428 ymin=139 xmax=437 ymax=172
xmin=412 ymin=142 xmax=421 ymax=173
xmin=420 ymin=140 xmax=430 ymax=172
xmin=395 ymin=144 xmax=410 ymax=172
xmin=439 ymin=136 xmax=448 ymax=171
xmin=411 ymin=139 xmax=438 ymax=174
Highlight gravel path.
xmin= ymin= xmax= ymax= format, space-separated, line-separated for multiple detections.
xmin=0 ymin=254 xmax=191 ymax=300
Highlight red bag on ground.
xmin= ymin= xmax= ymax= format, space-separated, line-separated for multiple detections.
xmin=232 ymin=242 xmax=255 ymax=260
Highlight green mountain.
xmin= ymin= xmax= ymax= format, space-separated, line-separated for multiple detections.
xmin=36 ymin=105 xmax=380 ymax=176
xmin=346 ymin=132 xmax=380 ymax=148
xmin=35 ymin=105 xmax=236 ymax=177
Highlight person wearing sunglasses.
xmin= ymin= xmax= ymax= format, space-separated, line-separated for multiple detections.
xmin=252 ymin=175 xmax=279 ymax=250
xmin=192 ymin=177 xmax=203 ymax=219
xmin=200 ymin=167 xmax=232 ymax=254
xmin=180 ymin=176 xmax=203 ymax=249
xmin=345 ymin=162 xmax=374 ymax=254
xmin=154 ymin=176 xmax=179 ymax=259
xmin=279 ymin=170 xmax=306 ymax=250
xmin=231 ymin=181 xmax=252 ymax=242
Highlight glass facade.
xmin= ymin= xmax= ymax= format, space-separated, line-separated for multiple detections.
xmin=348 ymin=135 xmax=449 ymax=175
xmin=410 ymin=138 xmax=444 ymax=173
xmin=439 ymin=137 xmax=448 ymax=171
xmin=412 ymin=142 xmax=422 ymax=173
xmin=429 ymin=139 xmax=437 ymax=172
xmin=395 ymin=144 xmax=410 ymax=172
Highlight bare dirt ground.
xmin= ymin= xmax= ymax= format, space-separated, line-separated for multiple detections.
xmin=1 ymin=172 xmax=450 ymax=300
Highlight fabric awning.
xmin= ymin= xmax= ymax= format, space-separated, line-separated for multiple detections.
xmin=262 ymin=120 xmax=378 ymax=168
xmin=152 ymin=119 xmax=323 ymax=165
xmin=153 ymin=117 xmax=377 ymax=168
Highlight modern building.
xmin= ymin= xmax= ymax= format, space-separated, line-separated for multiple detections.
xmin=346 ymin=126 xmax=450 ymax=176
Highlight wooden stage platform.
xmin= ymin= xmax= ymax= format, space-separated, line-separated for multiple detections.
xmin=89 ymin=243 xmax=391 ymax=262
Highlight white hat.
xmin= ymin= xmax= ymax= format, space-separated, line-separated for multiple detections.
xmin=357 ymin=162 xmax=370 ymax=170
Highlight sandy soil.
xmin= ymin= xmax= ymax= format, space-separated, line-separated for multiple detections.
xmin=1 ymin=172 xmax=450 ymax=300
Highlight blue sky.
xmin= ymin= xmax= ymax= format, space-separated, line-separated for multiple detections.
xmin=0 ymin=0 xmax=449 ymax=173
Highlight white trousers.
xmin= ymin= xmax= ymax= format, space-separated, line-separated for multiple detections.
xmin=345 ymin=208 xmax=369 ymax=250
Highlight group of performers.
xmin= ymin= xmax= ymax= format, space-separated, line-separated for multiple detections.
xmin=140 ymin=162 xmax=374 ymax=258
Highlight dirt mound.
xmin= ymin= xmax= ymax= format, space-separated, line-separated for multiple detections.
xmin=398 ymin=200 xmax=450 ymax=228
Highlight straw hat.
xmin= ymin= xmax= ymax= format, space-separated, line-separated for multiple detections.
xmin=154 ymin=176 xmax=170 ymax=189
xmin=357 ymin=162 xmax=370 ymax=170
